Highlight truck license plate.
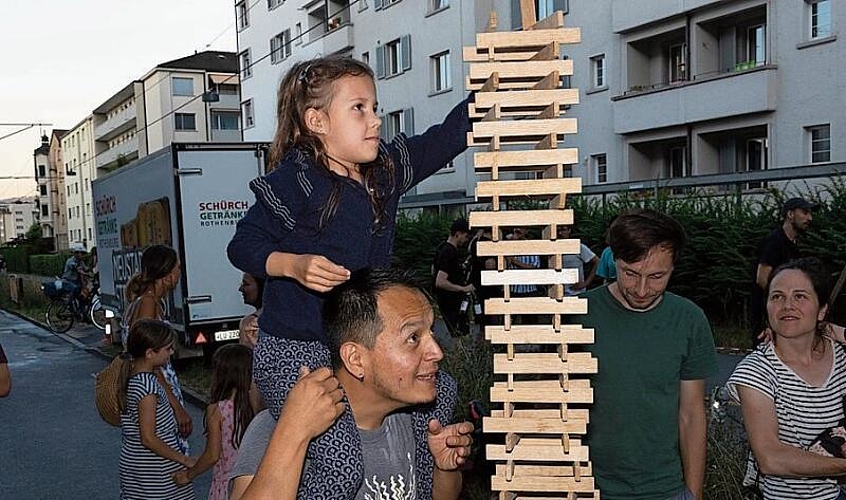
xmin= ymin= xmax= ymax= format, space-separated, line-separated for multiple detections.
xmin=214 ymin=329 xmax=240 ymax=342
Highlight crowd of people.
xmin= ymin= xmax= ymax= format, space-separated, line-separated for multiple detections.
xmin=2 ymin=52 xmax=840 ymax=500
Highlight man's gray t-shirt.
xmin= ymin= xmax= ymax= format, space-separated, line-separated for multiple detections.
xmin=230 ymin=410 xmax=417 ymax=499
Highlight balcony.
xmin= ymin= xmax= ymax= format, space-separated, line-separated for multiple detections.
xmin=209 ymin=93 xmax=241 ymax=111
xmin=612 ymin=65 xmax=777 ymax=135
xmin=321 ymin=22 xmax=354 ymax=53
xmin=612 ymin=0 xmax=724 ymax=33
xmin=96 ymin=138 xmax=139 ymax=170
xmin=95 ymin=103 xmax=136 ymax=142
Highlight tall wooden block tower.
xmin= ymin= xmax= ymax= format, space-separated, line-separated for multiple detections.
xmin=464 ymin=3 xmax=600 ymax=499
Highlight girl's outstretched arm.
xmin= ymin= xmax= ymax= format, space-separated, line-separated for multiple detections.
xmin=173 ymin=403 xmax=223 ymax=485
xmin=138 ymin=394 xmax=195 ymax=467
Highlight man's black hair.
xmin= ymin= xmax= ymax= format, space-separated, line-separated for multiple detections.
xmin=323 ymin=267 xmax=428 ymax=369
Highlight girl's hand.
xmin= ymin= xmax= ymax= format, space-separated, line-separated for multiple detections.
xmin=756 ymin=327 xmax=773 ymax=345
xmin=280 ymin=367 xmax=345 ymax=441
xmin=427 ymin=419 xmax=474 ymax=471
xmin=287 ymin=254 xmax=350 ymax=292
xmin=172 ymin=469 xmax=191 ymax=485
xmin=173 ymin=405 xmax=193 ymax=438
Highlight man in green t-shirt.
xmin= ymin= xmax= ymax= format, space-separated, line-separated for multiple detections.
xmin=573 ymin=209 xmax=718 ymax=500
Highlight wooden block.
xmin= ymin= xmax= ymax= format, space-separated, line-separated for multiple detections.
xmin=487 ymin=438 xmax=589 ymax=461
xmin=491 ymin=408 xmax=590 ymax=423
xmin=475 ymin=89 xmax=579 ymax=110
xmin=463 ymin=46 xmax=545 ymax=63
xmin=485 ymin=415 xmax=588 ymax=434
xmin=491 ymin=475 xmax=596 ymax=493
xmin=474 ymin=149 xmax=578 ymax=171
xmin=467 ymin=77 xmax=576 ymax=91
xmin=530 ymin=10 xmax=566 ymax=30
xmin=477 ymin=238 xmax=581 ymax=257
xmin=481 ymin=269 xmax=577 ymax=286
xmin=494 ymin=463 xmax=594 ymax=479
xmin=519 ymin=0 xmax=536 ymax=30
xmin=485 ymin=324 xmax=595 ymax=345
xmin=493 ymin=352 xmax=597 ymax=375
xmin=469 ymin=60 xmax=573 ymax=80
xmin=489 ymin=380 xmax=593 ymax=405
xmin=530 ymin=41 xmax=560 ymax=62
xmin=476 ymin=28 xmax=581 ymax=50
xmin=476 ymin=179 xmax=581 ymax=199
xmin=471 ymin=118 xmax=577 ymax=139
xmin=470 ymin=209 xmax=574 ymax=228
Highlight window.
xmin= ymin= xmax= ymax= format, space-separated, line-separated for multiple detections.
xmin=172 ymin=77 xmax=194 ymax=96
xmin=591 ymin=54 xmax=606 ymax=88
xmin=376 ymin=36 xmax=411 ymax=79
xmin=375 ymin=0 xmax=402 ymax=10
xmin=268 ymin=0 xmax=283 ymax=9
xmin=382 ymin=108 xmax=414 ymax=140
xmin=211 ymin=111 xmax=240 ymax=130
xmin=237 ymin=1 xmax=249 ymax=30
xmin=668 ymin=43 xmax=687 ymax=83
xmin=240 ymin=49 xmax=252 ymax=79
xmin=428 ymin=0 xmax=448 ymax=13
xmin=295 ymin=23 xmax=302 ymax=45
xmin=42 ymin=205 xmax=49 ymax=217
xmin=809 ymin=125 xmax=831 ymax=163
xmin=40 ymin=185 xmax=47 ymax=196
xmin=242 ymin=99 xmax=255 ymax=129
xmin=744 ymin=137 xmax=768 ymax=189
xmin=536 ymin=0 xmax=555 ymax=19
xmin=746 ymin=24 xmax=766 ymax=65
xmin=430 ymin=51 xmax=451 ymax=92
xmin=38 ymin=164 xmax=46 ymax=177
xmin=271 ymin=30 xmax=292 ymax=64
xmin=174 ymin=113 xmax=196 ymax=131
xmin=668 ymin=146 xmax=688 ymax=178
xmin=810 ymin=0 xmax=832 ymax=39
xmin=362 ymin=51 xmax=369 ymax=65
xmin=594 ymin=154 xmax=607 ymax=183
xmin=68 ymin=208 xmax=72 ymax=219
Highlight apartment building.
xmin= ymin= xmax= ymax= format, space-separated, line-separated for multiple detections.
xmin=0 ymin=198 xmax=39 ymax=244
xmin=33 ymin=129 xmax=70 ymax=250
xmin=93 ymin=50 xmax=242 ymax=173
xmin=62 ymin=116 xmax=97 ymax=249
xmin=238 ymin=0 xmax=841 ymax=208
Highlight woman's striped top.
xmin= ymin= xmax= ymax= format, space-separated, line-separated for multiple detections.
xmin=727 ymin=339 xmax=846 ymax=500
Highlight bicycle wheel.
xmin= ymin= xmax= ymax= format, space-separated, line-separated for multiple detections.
xmin=46 ymin=299 xmax=74 ymax=333
xmin=89 ymin=296 xmax=107 ymax=331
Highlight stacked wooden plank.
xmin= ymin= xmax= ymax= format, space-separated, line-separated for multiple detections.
xmin=465 ymin=6 xmax=600 ymax=500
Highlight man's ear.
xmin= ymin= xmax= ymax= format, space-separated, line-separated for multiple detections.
xmin=304 ymin=107 xmax=326 ymax=135
xmin=339 ymin=342 xmax=368 ymax=379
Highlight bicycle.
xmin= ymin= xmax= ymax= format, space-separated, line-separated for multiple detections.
xmin=42 ymin=279 xmax=107 ymax=334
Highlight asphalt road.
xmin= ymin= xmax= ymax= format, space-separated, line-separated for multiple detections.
xmin=0 ymin=310 xmax=212 ymax=500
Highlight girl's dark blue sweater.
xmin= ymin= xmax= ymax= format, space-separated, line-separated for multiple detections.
xmin=227 ymin=97 xmax=472 ymax=343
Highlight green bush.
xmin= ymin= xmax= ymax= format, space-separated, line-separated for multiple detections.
xmin=0 ymin=245 xmax=32 ymax=273
xmin=393 ymin=212 xmax=456 ymax=284
xmin=29 ymin=253 xmax=72 ymax=278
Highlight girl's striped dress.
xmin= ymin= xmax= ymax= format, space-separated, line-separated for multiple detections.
xmin=119 ymin=372 xmax=195 ymax=500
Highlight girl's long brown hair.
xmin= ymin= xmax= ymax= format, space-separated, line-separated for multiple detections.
xmin=125 ymin=245 xmax=178 ymax=302
xmin=206 ymin=344 xmax=254 ymax=448
xmin=268 ymin=55 xmax=394 ymax=232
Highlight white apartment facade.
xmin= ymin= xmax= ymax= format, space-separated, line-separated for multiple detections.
xmin=33 ymin=129 xmax=70 ymax=250
xmin=238 ymin=0 xmax=841 ymax=207
xmin=93 ymin=51 xmax=242 ymax=174
xmin=562 ymin=0 xmax=843 ymax=190
xmin=62 ymin=116 xmax=97 ymax=250
xmin=0 ymin=199 xmax=39 ymax=244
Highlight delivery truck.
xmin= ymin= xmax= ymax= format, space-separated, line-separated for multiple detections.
xmin=92 ymin=142 xmax=268 ymax=357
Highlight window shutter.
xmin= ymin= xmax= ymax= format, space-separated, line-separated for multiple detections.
xmin=511 ymin=0 xmax=521 ymax=30
xmin=400 ymin=35 xmax=412 ymax=72
xmin=554 ymin=0 xmax=569 ymax=14
xmin=375 ymin=44 xmax=386 ymax=79
xmin=403 ymin=108 xmax=414 ymax=135
xmin=379 ymin=115 xmax=389 ymax=141
xmin=374 ymin=0 xmax=383 ymax=10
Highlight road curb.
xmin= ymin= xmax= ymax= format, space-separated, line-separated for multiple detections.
xmin=1 ymin=306 xmax=210 ymax=408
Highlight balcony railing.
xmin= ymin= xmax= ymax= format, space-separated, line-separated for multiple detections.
xmin=94 ymin=103 xmax=136 ymax=141
xmin=622 ymin=60 xmax=769 ymax=97
xmin=95 ymin=139 xmax=139 ymax=169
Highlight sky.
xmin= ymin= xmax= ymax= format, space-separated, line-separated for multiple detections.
xmin=0 ymin=0 xmax=238 ymax=200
